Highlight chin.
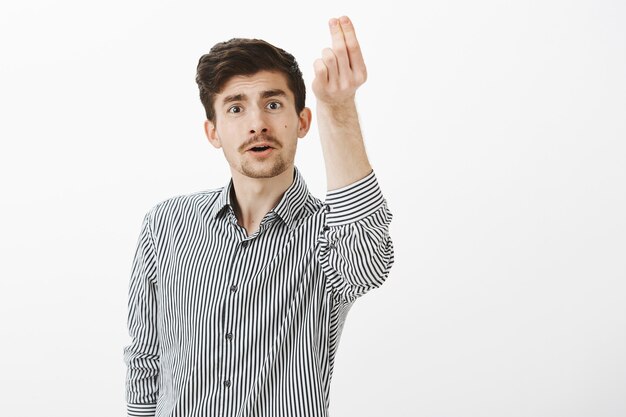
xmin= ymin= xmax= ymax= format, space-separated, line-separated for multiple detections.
xmin=240 ymin=162 xmax=290 ymax=179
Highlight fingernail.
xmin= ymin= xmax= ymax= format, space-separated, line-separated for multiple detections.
xmin=329 ymin=18 xmax=339 ymax=27
xmin=339 ymin=16 xmax=350 ymax=25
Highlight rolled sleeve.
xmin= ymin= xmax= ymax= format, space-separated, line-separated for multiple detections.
xmin=319 ymin=170 xmax=395 ymax=302
xmin=123 ymin=210 xmax=160 ymax=416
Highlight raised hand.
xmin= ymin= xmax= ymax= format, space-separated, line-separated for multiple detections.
xmin=312 ymin=16 xmax=372 ymax=190
xmin=312 ymin=16 xmax=367 ymax=106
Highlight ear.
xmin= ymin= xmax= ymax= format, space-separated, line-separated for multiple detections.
xmin=204 ymin=120 xmax=222 ymax=149
xmin=297 ymin=107 xmax=313 ymax=138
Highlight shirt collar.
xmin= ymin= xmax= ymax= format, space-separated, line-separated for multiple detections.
xmin=210 ymin=166 xmax=310 ymax=230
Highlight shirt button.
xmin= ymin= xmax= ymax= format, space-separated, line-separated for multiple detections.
xmin=225 ymin=332 xmax=233 ymax=341
xmin=241 ymin=240 xmax=248 ymax=248
xmin=323 ymin=225 xmax=330 ymax=231
xmin=325 ymin=204 xmax=331 ymax=212
xmin=224 ymin=380 xmax=231 ymax=388
xmin=230 ymin=284 xmax=238 ymax=293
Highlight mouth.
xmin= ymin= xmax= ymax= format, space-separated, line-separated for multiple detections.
xmin=246 ymin=141 xmax=276 ymax=153
xmin=249 ymin=145 xmax=272 ymax=152
xmin=245 ymin=142 xmax=276 ymax=158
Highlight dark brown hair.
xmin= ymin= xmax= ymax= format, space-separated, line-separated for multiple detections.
xmin=196 ymin=38 xmax=306 ymax=124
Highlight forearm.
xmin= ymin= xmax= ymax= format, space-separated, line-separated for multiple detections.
xmin=316 ymin=100 xmax=372 ymax=190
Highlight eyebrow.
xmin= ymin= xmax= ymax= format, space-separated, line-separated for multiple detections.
xmin=221 ymin=89 xmax=288 ymax=105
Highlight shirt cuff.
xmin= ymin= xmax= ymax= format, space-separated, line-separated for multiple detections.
xmin=128 ymin=403 xmax=157 ymax=417
xmin=324 ymin=170 xmax=385 ymax=227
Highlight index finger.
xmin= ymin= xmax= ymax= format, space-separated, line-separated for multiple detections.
xmin=337 ymin=16 xmax=366 ymax=74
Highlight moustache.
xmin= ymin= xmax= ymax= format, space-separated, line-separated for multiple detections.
xmin=240 ymin=134 xmax=280 ymax=152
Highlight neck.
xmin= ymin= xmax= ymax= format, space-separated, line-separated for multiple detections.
xmin=230 ymin=166 xmax=295 ymax=236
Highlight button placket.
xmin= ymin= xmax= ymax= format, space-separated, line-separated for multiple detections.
xmin=221 ymin=240 xmax=244 ymax=395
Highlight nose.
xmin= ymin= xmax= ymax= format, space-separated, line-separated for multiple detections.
xmin=248 ymin=107 xmax=269 ymax=135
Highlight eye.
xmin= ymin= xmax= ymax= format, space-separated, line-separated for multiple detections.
xmin=266 ymin=101 xmax=282 ymax=110
xmin=227 ymin=105 xmax=242 ymax=114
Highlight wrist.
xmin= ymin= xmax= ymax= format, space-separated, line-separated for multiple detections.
xmin=316 ymin=99 xmax=358 ymax=125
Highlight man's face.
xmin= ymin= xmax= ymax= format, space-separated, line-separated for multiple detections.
xmin=204 ymin=70 xmax=311 ymax=179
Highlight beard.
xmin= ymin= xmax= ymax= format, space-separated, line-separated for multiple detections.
xmin=239 ymin=154 xmax=290 ymax=178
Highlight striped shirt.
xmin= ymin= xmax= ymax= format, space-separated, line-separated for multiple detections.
xmin=123 ymin=167 xmax=394 ymax=417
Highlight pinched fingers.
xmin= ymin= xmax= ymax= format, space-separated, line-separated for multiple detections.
xmin=336 ymin=16 xmax=367 ymax=84
xmin=329 ymin=18 xmax=350 ymax=74
xmin=312 ymin=15 xmax=367 ymax=102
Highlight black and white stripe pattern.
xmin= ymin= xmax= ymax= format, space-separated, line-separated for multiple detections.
xmin=124 ymin=167 xmax=394 ymax=417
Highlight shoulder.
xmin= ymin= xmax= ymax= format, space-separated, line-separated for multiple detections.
xmin=145 ymin=187 xmax=223 ymax=222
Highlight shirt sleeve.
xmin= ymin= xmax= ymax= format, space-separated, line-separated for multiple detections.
xmin=123 ymin=210 xmax=160 ymax=417
xmin=318 ymin=170 xmax=395 ymax=303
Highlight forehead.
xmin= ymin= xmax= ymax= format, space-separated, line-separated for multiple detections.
xmin=218 ymin=70 xmax=293 ymax=101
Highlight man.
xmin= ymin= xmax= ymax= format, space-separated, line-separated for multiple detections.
xmin=124 ymin=15 xmax=394 ymax=417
